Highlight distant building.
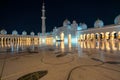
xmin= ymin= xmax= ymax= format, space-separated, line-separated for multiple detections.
xmin=77 ymin=15 xmax=120 ymax=41
xmin=53 ymin=14 xmax=120 ymax=42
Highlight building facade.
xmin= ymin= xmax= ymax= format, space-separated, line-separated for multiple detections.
xmin=53 ymin=15 xmax=120 ymax=42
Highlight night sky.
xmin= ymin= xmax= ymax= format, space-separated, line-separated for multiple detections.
xmin=0 ymin=0 xmax=120 ymax=34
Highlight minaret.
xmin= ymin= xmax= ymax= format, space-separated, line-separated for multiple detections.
xmin=41 ymin=0 xmax=46 ymax=36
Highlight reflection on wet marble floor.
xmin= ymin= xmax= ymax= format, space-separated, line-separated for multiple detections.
xmin=0 ymin=41 xmax=120 ymax=80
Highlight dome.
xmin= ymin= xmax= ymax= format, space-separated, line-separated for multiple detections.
xmin=94 ymin=19 xmax=104 ymax=28
xmin=30 ymin=32 xmax=35 ymax=36
xmin=63 ymin=19 xmax=71 ymax=26
xmin=12 ymin=30 xmax=18 ymax=35
xmin=0 ymin=29 xmax=7 ymax=35
xmin=114 ymin=14 xmax=120 ymax=24
xmin=22 ymin=31 xmax=27 ymax=35
xmin=71 ymin=20 xmax=78 ymax=27
xmin=37 ymin=32 xmax=40 ymax=36
xmin=80 ymin=23 xmax=87 ymax=30
xmin=72 ymin=20 xmax=77 ymax=24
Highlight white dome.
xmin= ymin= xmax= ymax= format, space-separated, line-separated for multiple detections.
xmin=0 ymin=29 xmax=7 ymax=35
xmin=79 ymin=23 xmax=87 ymax=30
xmin=22 ymin=31 xmax=27 ymax=35
xmin=37 ymin=32 xmax=40 ymax=36
xmin=63 ymin=19 xmax=71 ymax=26
xmin=30 ymin=32 xmax=35 ymax=36
xmin=12 ymin=30 xmax=18 ymax=35
xmin=72 ymin=20 xmax=77 ymax=24
xmin=94 ymin=19 xmax=104 ymax=28
xmin=71 ymin=20 xmax=78 ymax=27
xmin=114 ymin=15 xmax=120 ymax=24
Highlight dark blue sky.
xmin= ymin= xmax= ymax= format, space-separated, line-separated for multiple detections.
xmin=0 ymin=0 xmax=120 ymax=34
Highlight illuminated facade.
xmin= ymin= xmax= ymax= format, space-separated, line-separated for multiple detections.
xmin=77 ymin=15 xmax=120 ymax=41
xmin=53 ymin=19 xmax=83 ymax=42
xmin=0 ymin=15 xmax=120 ymax=46
xmin=0 ymin=30 xmax=40 ymax=48
xmin=53 ymin=15 xmax=120 ymax=42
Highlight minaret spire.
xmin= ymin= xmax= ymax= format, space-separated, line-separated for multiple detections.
xmin=41 ymin=0 xmax=46 ymax=37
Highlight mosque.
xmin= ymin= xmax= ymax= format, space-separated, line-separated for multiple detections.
xmin=0 ymin=0 xmax=120 ymax=46
xmin=52 ymin=15 xmax=120 ymax=42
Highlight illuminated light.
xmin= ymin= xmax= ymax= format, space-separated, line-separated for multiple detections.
xmin=56 ymin=36 xmax=58 ymax=40
xmin=77 ymin=26 xmax=82 ymax=30
xmin=111 ymin=31 xmax=117 ymax=40
xmin=111 ymin=41 xmax=117 ymax=51
xmin=56 ymin=42 xmax=58 ymax=48
xmin=68 ymin=41 xmax=71 ymax=48
xmin=105 ymin=41 xmax=110 ymax=51
xmin=105 ymin=32 xmax=110 ymax=40
xmin=60 ymin=32 xmax=64 ymax=41
xmin=53 ymin=38 xmax=56 ymax=43
xmin=87 ymin=41 xmax=90 ymax=48
xmin=42 ymin=37 xmax=46 ymax=44
xmin=68 ymin=34 xmax=71 ymax=43
xmin=90 ymin=41 xmax=95 ymax=49
xmin=68 ymin=34 xmax=72 ymax=51
xmin=83 ymin=42 xmax=86 ymax=48
xmin=60 ymin=42 xmax=64 ymax=52
xmin=101 ymin=41 xmax=105 ymax=50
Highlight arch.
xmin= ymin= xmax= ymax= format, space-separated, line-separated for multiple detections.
xmin=91 ymin=33 xmax=95 ymax=41
xmin=3 ymin=38 xmax=6 ymax=42
xmin=95 ymin=33 xmax=99 ymax=40
xmin=110 ymin=31 xmax=117 ymax=40
xmin=117 ymin=31 xmax=120 ymax=40
xmin=80 ymin=35 xmax=83 ymax=41
xmin=100 ymin=32 xmax=104 ymax=40
xmin=83 ymin=34 xmax=87 ymax=40
xmin=105 ymin=32 xmax=110 ymax=40
xmin=60 ymin=32 xmax=64 ymax=41
xmin=68 ymin=34 xmax=71 ymax=42
xmin=87 ymin=34 xmax=90 ymax=40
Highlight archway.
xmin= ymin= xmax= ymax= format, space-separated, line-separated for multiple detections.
xmin=111 ymin=31 xmax=117 ymax=40
xmin=83 ymin=34 xmax=86 ymax=41
xmin=91 ymin=33 xmax=95 ymax=41
xmin=60 ymin=32 xmax=64 ymax=41
xmin=118 ymin=31 xmax=120 ymax=40
xmin=95 ymin=33 xmax=99 ymax=40
xmin=100 ymin=32 xmax=104 ymax=40
xmin=68 ymin=34 xmax=71 ymax=42
xmin=105 ymin=32 xmax=110 ymax=40
xmin=87 ymin=34 xmax=90 ymax=40
xmin=80 ymin=35 xmax=83 ymax=41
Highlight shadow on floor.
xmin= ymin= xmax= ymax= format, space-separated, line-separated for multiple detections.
xmin=17 ymin=70 xmax=48 ymax=80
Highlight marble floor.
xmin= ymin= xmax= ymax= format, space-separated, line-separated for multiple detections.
xmin=0 ymin=41 xmax=120 ymax=80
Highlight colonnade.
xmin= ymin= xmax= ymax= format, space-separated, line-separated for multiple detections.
xmin=0 ymin=35 xmax=40 ymax=48
xmin=78 ymin=31 xmax=120 ymax=41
